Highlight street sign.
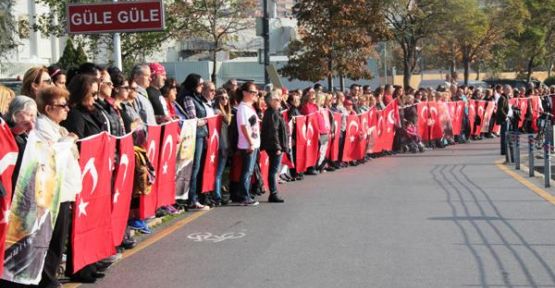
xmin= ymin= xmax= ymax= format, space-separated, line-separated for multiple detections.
xmin=67 ymin=0 xmax=165 ymax=34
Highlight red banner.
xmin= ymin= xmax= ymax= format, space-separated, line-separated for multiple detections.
xmin=330 ymin=112 xmax=342 ymax=161
xmin=358 ymin=112 xmax=369 ymax=160
xmin=342 ymin=114 xmax=360 ymax=162
xmin=417 ymin=102 xmax=430 ymax=142
xmin=375 ymin=110 xmax=385 ymax=153
xmin=517 ymin=98 xmax=528 ymax=128
xmin=259 ymin=151 xmax=270 ymax=191
xmin=473 ymin=101 xmax=486 ymax=136
xmin=530 ymin=96 xmax=541 ymax=132
xmin=157 ymin=121 xmax=180 ymax=205
xmin=468 ymin=100 xmax=476 ymax=135
xmin=381 ymin=102 xmax=397 ymax=150
xmin=73 ymin=132 xmax=116 ymax=273
xmin=0 ymin=119 xmax=18 ymax=276
xmin=428 ymin=102 xmax=442 ymax=140
xmin=111 ymin=133 xmax=135 ymax=247
xmin=294 ymin=116 xmax=307 ymax=173
xmin=202 ymin=116 xmax=222 ymax=193
xmin=366 ymin=108 xmax=379 ymax=154
xmin=305 ymin=113 xmax=319 ymax=169
xmin=139 ymin=125 xmax=161 ymax=219
xmin=481 ymin=101 xmax=495 ymax=133
xmin=453 ymin=101 xmax=465 ymax=136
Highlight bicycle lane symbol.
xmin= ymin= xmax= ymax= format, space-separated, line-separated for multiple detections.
xmin=187 ymin=231 xmax=246 ymax=243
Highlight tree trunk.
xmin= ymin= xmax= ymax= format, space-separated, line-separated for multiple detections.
xmin=403 ymin=58 xmax=411 ymax=89
xmin=211 ymin=50 xmax=217 ymax=85
xmin=327 ymin=58 xmax=333 ymax=91
xmin=463 ymin=55 xmax=470 ymax=86
xmin=339 ymin=74 xmax=345 ymax=91
xmin=527 ymin=56 xmax=535 ymax=83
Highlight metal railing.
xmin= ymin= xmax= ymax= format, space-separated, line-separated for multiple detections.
xmin=507 ymin=119 xmax=553 ymax=187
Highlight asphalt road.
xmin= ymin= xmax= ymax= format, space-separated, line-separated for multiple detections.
xmin=84 ymin=139 xmax=555 ymax=288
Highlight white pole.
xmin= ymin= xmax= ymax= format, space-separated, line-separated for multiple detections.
xmin=113 ymin=0 xmax=123 ymax=71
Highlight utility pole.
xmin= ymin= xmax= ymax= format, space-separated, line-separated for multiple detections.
xmin=383 ymin=42 xmax=388 ymax=85
xmin=263 ymin=0 xmax=270 ymax=85
xmin=113 ymin=0 xmax=122 ymax=71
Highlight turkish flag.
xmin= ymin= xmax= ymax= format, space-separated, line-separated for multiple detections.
xmin=468 ymin=100 xmax=476 ymax=135
xmin=374 ymin=110 xmax=385 ymax=153
xmin=111 ymin=132 xmax=135 ymax=247
xmin=358 ymin=112 xmax=369 ymax=160
xmin=517 ymin=98 xmax=528 ymax=128
xmin=305 ymin=113 xmax=319 ymax=168
xmin=157 ymin=120 xmax=180 ymax=205
xmin=139 ymin=125 xmax=162 ymax=219
xmin=473 ymin=101 xmax=486 ymax=136
xmin=202 ymin=116 xmax=222 ymax=193
xmin=259 ymin=150 xmax=270 ymax=191
xmin=294 ymin=116 xmax=307 ymax=173
xmin=481 ymin=101 xmax=496 ymax=133
xmin=448 ymin=102 xmax=458 ymax=134
xmin=366 ymin=108 xmax=379 ymax=154
xmin=428 ymin=102 xmax=443 ymax=140
xmin=452 ymin=101 xmax=465 ymax=135
xmin=381 ymin=102 xmax=397 ymax=150
xmin=0 ymin=119 xmax=18 ymax=276
xmin=73 ymin=132 xmax=116 ymax=273
xmin=530 ymin=96 xmax=541 ymax=132
xmin=330 ymin=112 xmax=342 ymax=161
xmin=342 ymin=114 xmax=360 ymax=162
xmin=416 ymin=102 xmax=429 ymax=142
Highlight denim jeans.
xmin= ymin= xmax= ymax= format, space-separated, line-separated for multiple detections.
xmin=188 ymin=137 xmax=205 ymax=205
xmin=317 ymin=134 xmax=329 ymax=168
xmin=268 ymin=151 xmax=282 ymax=194
xmin=214 ymin=150 xmax=227 ymax=201
xmin=240 ymin=149 xmax=258 ymax=202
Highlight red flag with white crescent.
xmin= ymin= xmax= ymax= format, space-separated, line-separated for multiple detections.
xmin=480 ymin=101 xmax=496 ymax=133
xmin=111 ymin=132 xmax=135 ymax=247
xmin=453 ymin=101 xmax=465 ymax=135
xmin=530 ymin=96 xmax=541 ymax=132
xmin=381 ymin=102 xmax=397 ymax=150
xmin=517 ymin=98 xmax=528 ymax=128
xmin=428 ymin=102 xmax=443 ymax=140
xmin=73 ymin=132 xmax=116 ymax=273
xmin=448 ymin=102 xmax=458 ymax=135
xmin=259 ymin=150 xmax=270 ymax=191
xmin=139 ymin=125 xmax=161 ymax=219
xmin=375 ymin=110 xmax=385 ymax=153
xmin=330 ymin=112 xmax=342 ymax=161
xmin=358 ymin=111 xmax=369 ymax=160
xmin=156 ymin=120 xmax=180 ymax=205
xmin=294 ymin=116 xmax=307 ymax=173
xmin=342 ymin=114 xmax=360 ymax=162
xmin=0 ymin=118 xmax=18 ymax=276
xmin=202 ymin=116 xmax=222 ymax=193
xmin=417 ymin=102 xmax=430 ymax=142
xmin=305 ymin=113 xmax=319 ymax=168
xmin=366 ymin=108 xmax=378 ymax=154
xmin=468 ymin=100 xmax=476 ymax=135
xmin=473 ymin=100 xmax=486 ymax=136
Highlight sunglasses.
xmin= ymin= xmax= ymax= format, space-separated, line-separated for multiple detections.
xmin=247 ymin=90 xmax=258 ymax=94
xmin=52 ymin=103 xmax=69 ymax=109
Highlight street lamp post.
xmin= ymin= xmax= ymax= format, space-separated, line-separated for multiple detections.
xmin=263 ymin=0 xmax=270 ymax=85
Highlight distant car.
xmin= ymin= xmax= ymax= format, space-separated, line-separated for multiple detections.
xmin=418 ymin=79 xmax=488 ymax=90
xmin=483 ymin=79 xmax=542 ymax=90
xmin=0 ymin=79 xmax=22 ymax=94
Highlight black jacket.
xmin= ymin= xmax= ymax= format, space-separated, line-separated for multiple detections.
xmin=496 ymin=94 xmax=509 ymax=125
xmin=261 ymin=107 xmax=289 ymax=152
xmin=146 ymin=86 xmax=167 ymax=116
xmin=62 ymin=106 xmax=107 ymax=139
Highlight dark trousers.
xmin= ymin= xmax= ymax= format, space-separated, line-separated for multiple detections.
xmin=500 ymin=120 xmax=507 ymax=155
xmin=38 ymin=202 xmax=71 ymax=287
xmin=268 ymin=151 xmax=282 ymax=194
xmin=188 ymin=137 xmax=205 ymax=205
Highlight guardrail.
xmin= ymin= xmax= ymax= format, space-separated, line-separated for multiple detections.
xmin=507 ymin=120 xmax=553 ymax=187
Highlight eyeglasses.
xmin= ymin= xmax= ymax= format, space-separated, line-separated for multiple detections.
xmin=102 ymin=81 xmax=113 ymax=87
xmin=92 ymin=91 xmax=99 ymax=97
xmin=247 ymin=90 xmax=258 ymax=94
xmin=52 ymin=103 xmax=69 ymax=109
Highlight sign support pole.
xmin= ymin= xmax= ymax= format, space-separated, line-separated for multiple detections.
xmin=113 ymin=0 xmax=123 ymax=71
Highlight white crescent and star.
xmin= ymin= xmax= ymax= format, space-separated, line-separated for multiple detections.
xmin=78 ymin=197 xmax=89 ymax=217
xmin=147 ymin=139 xmax=156 ymax=162
xmin=306 ymin=121 xmax=314 ymax=147
xmin=209 ymin=129 xmax=219 ymax=164
xmin=0 ymin=152 xmax=18 ymax=175
xmin=348 ymin=118 xmax=359 ymax=143
xmin=114 ymin=154 xmax=129 ymax=204
xmin=81 ymin=158 xmax=98 ymax=195
xmin=161 ymin=134 xmax=175 ymax=174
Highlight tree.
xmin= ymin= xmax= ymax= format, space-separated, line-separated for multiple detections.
xmin=280 ymin=0 xmax=388 ymax=90
xmin=0 ymin=0 xmax=19 ymax=62
xmin=57 ymin=38 xmax=88 ymax=71
xmin=33 ymin=0 xmax=199 ymax=73
xmin=182 ymin=0 xmax=257 ymax=85
xmin=383 ymin=0 xmax=447 ymax=88
xmin=441 ymin=0 xmax=527 ymax=85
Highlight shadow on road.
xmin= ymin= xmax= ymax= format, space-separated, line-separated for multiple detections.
xmin=431 ymin=164 xmax=555 ymax=288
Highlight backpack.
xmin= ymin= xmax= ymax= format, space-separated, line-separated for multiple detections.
xmin=133 ymin=146 xmax=156 ymax=197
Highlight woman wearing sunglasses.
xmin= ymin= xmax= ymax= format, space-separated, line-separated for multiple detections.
xmin=21 ymin=66 xmax=53 ymax=99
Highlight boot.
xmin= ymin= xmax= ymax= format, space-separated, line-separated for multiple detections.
xmin=268 ymin=193 xmax=285 ymax=203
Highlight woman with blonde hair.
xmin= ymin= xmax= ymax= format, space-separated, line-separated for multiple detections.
xmin=0 ymin=85 xmax=15 ymax=116
xmin=21 ymin=66 xmax=52 ymax=99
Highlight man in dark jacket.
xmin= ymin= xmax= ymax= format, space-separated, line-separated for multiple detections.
xmin=261 ymin=91 xmax=288 ymax=203
xmin=496 ymin=84 xmax=511 ymax=157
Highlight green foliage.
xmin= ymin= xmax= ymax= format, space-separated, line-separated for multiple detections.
xmin=544 ymin=76 xmax=555 ymax=87
xmin=280 ymin=0 xmax=388 ymax=86
xmin=58 ymin=38 xmax=88 ymax=70
xmin=0 ymin=0 xmax=19 ymax=62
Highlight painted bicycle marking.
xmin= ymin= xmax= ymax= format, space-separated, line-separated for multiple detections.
xmin=187 ymin=232 xmax=246 ymax=243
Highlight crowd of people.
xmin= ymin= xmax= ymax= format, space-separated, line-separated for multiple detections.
xmin=0 ymin=61 xmax=552 ymax=288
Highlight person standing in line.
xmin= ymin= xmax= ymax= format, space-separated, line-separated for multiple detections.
xmin=236 ymin=81 xmax=261 ymax=206
xmin=147 ymin=62 xmax=170 ymax=122
xmin=130 ymin=64 xmax=157 ymax=126
xmin=261 ymin=89 xmax=288 ymax=203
